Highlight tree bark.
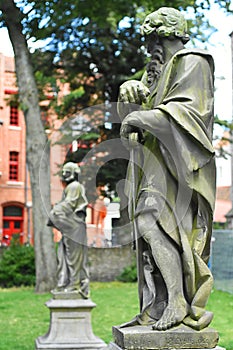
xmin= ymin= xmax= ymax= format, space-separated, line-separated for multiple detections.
xmin=0 ymin=0 xmax=57 ymax=292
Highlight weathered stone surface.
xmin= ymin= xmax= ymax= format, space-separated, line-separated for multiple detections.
xmin=51 ymin=290 xmax=84 ymax=300
xmin=117 ymin=6 xmax=216 ymax=333
xmin=35 ymin=297 xmax=106 ymax=350
xmin=108 ymin=343 xmax=225 ymax=350
xmin=88 ymin=245 xmax=134 ymax=282
xmin=112 ymin=325 xmax=219 ymax=350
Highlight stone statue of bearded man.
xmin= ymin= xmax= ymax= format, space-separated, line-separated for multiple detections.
xmin=118 ymin=7 xmax=216 ymax=331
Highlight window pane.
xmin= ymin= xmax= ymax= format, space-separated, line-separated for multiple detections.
xmin=10 ymin=104 xmax=19 ymax=126
xmin=10 ymin=151 xmax=18 ymax=162
xmin=14 ymin=221 xmax=21 ymax=229
xmin=3 ymin=221 xmax=10 ymax=228
xmin=3 ymin=206 xmax=23 ymax=217
xmin=9 ymin=151 xmax=19 ymax=180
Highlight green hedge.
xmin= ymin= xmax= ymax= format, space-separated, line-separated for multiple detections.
xmin=117 ymin=262 xmax=137 ymax=282
xmin=0 ymin=238 xmax=35 ymax=287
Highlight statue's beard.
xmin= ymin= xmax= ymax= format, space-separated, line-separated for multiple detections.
xmin=146 ymin=42 xmax=165 ymax=88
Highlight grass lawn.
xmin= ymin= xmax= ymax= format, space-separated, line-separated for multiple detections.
xmin=0 ymin=282 xmax=232 ymax=350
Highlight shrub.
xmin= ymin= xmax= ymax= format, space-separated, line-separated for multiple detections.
xmin=117 ymin=262 xmax=137 ymax=282
xmin=0 ymin=238 xmax=35 ymax=287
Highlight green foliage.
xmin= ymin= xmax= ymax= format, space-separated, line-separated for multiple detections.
xmin=214 ymin=115 xmax=233 ymax=130
xmin=18 ymin=0 xmax=232 ymax=195
xmin=11 ymin=0 xmax=231 ymax=118
xmin=34 ymin=71 xmax=58 ymax=100
xmin=213 ymin=222 xmax=226 ymax=230
xmin=1 ymin=1 xmax=232 ymax=119
xmin=0 ymin=240 xmax=35 ymax=288
xmin=117 ymin=261 xmax=137 ymax=282
xmin=96 ymin=158 xmax=129 ymax=191
xmin=55 ymin=87 xmax=86 ymax=118
xmin=1 ymin=1 xmax=232 ymax=216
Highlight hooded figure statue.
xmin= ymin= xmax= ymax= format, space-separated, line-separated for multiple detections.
xmin=118 ymin=7 xmax=216 ymax=331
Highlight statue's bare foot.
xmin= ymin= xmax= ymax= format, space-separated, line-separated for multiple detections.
xmin=152 ymin=300 xmax=188 ymax=331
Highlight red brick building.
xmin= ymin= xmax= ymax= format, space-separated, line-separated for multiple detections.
xmin=0 ymin=54 xmax=102 ymax=246
xmin=0 ymin=54 xmax=66 ymax=245
xmin=0 ymin=54 xmax=29 ymax=245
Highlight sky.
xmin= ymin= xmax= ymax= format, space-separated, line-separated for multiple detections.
xmin=0 ymin=3 xmax=232 ymax=124
xmin=203 ymin=2 xmax=233 ymax=122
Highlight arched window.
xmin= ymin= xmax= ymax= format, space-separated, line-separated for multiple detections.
xmin=3 ymin=206 xmax=23 ymax=217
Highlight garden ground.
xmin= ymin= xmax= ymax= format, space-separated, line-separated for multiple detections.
xmin=0 ymin=282 xmax=232 ymax=350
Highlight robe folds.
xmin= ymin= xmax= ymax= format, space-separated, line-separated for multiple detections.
xmin=49 ymin=180 xmax=88 ymax=244
xmin=48 ymin=180 xmax=89 ymax=293
xmin=120 ymin=49 xmax=216 ymax=330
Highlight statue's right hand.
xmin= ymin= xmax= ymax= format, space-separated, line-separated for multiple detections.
xmin=118 ymin=80 xmax=150 ymax=105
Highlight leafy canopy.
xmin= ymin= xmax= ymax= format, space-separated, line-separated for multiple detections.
xmin=0 ymin=0 xmax=232 ymax=196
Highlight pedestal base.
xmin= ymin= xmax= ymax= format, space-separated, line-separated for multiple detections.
xmin=35 ymin=293 xmax=106 ymax=350
xmin=109 ymin=343 xmax=225 ymax=350
xmin=112 ymin=324 xmax=220 ymax=350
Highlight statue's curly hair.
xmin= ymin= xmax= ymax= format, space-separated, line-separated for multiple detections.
xmin=141 ymin=7 xmax=190 ymax=44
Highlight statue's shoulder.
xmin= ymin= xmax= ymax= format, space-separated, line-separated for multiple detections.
xmin=175 ymin=47 xmax=212 ymax=57
xmin=173 ymin=48 xmax=214 ymax=71
xmin=66 ymin=180 xmax=81 ymax=191
xmin=175 ymin=48 xmax=214 ymax=64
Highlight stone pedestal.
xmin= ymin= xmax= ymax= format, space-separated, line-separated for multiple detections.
xmin=111 ymin=324 xmax=222 ymax=350
xmin=35 ymin=291 xmax=106 ymax=350
xmin=109 ymin=343 xmax=225 ymax=350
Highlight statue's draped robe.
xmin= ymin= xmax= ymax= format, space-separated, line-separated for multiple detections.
xmin=50 ymin=181 xmax=88 ymax=243
xmin=49 ymin=181 xmax=89 ymax=293
xmin=119 ymin=49 xmax=216 ymax=330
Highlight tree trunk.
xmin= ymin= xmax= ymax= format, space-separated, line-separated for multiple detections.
xmin=0 ymin=0 xmax=57 ymax=292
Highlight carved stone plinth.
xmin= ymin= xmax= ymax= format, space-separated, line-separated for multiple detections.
xmin=112 ymin=324 xmax=221 ymax=350
xmin=35 ymin=292 xmax=106 ymax=350
xmin=109 ymin=343 xmax=225 ymax=350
